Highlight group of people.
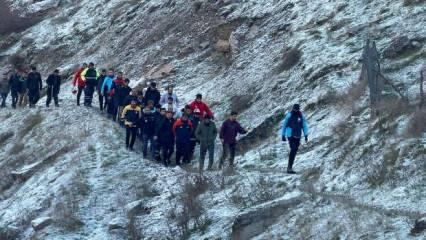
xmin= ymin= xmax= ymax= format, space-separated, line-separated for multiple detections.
xmin=0 ymin=62 xmax=310 ymax=174
xmin=0 ymin=67 xmax=61 ymax=108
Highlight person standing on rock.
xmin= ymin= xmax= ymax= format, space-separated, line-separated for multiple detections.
xmin=143 ymin=82 xmax=161 ymax=106
xmin=195 ymin=115 xmax=218 ymax=174
xmin=8 ymin=69 xmax=23 ymax=109
xmin=45 ymin=69 xmax=61 ymax=107
xmin=219 ymin=111 xmax=247 ymax=169
xmin=97 ymin=69 xmax=107 ymax=111
xmin=73 ymin=63 xmax=87 ymax=106
xmin=173 ymin=114 xmax=193 ymax=165
xmin=26 ymin=66 xmax=42 ymax=108
xmin=190 ymin=93 xmax=214 ymax=119
xmin=0 ymin=73 xmax=10 ymax=108
xmin=81 ymin=62 xmax=100 ymax=107
xmin=156 ymin=110 xmax=176 ymax=166
xmin=159 ymin=86 xmax=179 ymax=108
xmin=122 ymin=99 xmax=142 ymax=151
xmin=281 ymin=104 xmax=309 ymax=174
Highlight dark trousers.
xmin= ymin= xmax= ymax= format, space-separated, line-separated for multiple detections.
xmin=77 ymin=86 xmax=84 ymax=105
xmin=200 ymin=144 xmax=215 ymax=172
xmin=1 ymin=93 xmax=7 ymax=107
xmin=142 ymin=134 xmax=155 ymax=159
xmin=220 ymin=142 xmax=236 ymax=168
xmin=98 ymin=93 xmax=107 ymax=111
xmin=176 ymin=141 xmax=191 ymax=165
xmin=161 ymin=142 xmax=174 ymax=166
xmin=46 ymin=87 xmax=58 ymax=107
xmin=11 ymin=91 xmax=18 ymax=108
xmin=28 ymin=89 xmax=39 ymax=107
xmin=84 ymin=85 xmax=95 ymax=106
xmin=126 ymin=126 xmax=137 ymax=149
xmin=288 ymin=137 xmax=301 ymax=170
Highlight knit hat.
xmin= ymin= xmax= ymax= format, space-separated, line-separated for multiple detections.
xmin=292 ymin=104 xmax=300 ymax=111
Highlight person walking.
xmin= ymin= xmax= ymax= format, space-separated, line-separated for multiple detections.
xmin=159 ymin=86 xmax=179 ymax=107
xmin=281 ymin=104 xmax=309 ymax=174
xmin=97 ymin=69 xmax=107 ymax=111
xmin=140 ymin=105 xmax=156 ymax=159
xmin=26 ymin=66 xmax=42 ymax=108
xmin=143 ymin=82 xmax=161 ymax=106
xmin=17 ymin=70 xmax=28 ymax=107
xmin=73 ymin=63 xmax=87 ymax=106
xmin=8 ymin=70 xmax=22 ymax=109
xmin=110 ymin=71 xmax=125 ymax=120
xmin=0 ymin=74 xmax=10 ymax=108
xmin=156 ymin=110 xmax=175 ymax=166
xmin=81 ymin=62 xmax=100 ymax=107
xmin=45 ymin=69 xmax=61 ymax=107
xmin=190 ymin=93 xmax=213 ymax=119
xmin=219 ymin=112 xmax=247 ymax=169
xmin=173 ymin=114 xmax=193 ymax=165
xmin=189 ymin=108 xmax=202 ymax=161
xmin=195 ymin=115 xmax=217 ymax=174
xmin=101 ymin=69 xmax=115 ymax=118
xmin=121 ymin=99 xmax=142 ymax=151
xmin=115 ymin=78 xmax=132 ymax=123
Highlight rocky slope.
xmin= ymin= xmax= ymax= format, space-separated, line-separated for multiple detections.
xmin=0 ymin=0 xmax=425 ymax=239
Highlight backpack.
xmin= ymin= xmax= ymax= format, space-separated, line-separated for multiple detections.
xmin=286 ymin=112 xmax=303 ymax=138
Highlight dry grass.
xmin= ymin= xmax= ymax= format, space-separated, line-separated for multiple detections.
xmin=20 ymin=113 xmax=43 ymax=138
xmin=52 ymin=187 xmax=83 ymax=231
xmin=0 ymin=131 xmax=14 ymax=147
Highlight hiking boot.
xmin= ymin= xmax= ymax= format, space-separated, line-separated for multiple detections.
xmin=287 ymin=168 xmax=297 ymax=174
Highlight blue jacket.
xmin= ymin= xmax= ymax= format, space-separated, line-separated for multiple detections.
xmin=101 ymin=76 xmax=114 ymax=95
xmin=281 ymin=111 xmax=309 ymax=138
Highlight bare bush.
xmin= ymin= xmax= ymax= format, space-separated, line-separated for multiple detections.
xmin=9 ymin=142 xmax=25 ymax=155
xmin=9 ymin=54 xmax=26 ymax=70
xmin=52 ymin=187 xmax=83 ymax=231
xmin=275 ymin=47 xmax=302 ymax=73
xmin=20 ymin=112 xmax=43 ymax=137
xmin=229 ymin=94 xmax=254 ymax=114
xmin=0 ymin=131 xmax=14 ymax=147
xmin=366 ymin=146 xmax=400 ymax=186
xmin=404 ymin=110 xmax=426 ymax=138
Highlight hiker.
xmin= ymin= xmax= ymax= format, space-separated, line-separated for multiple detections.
xmin=281 ymin=104 xmax=309 ymax=174
xmin=81 ymin=62 xmax=100 ymax=107
xmin=121 ymin=99 xmax=142 ymax=151
xmin=219 ymin=112 xmax=247 ymax=169
xmin=159 ymin=86 xmax=179 ymax=107
xmin=153 ymin=105 xmax=166 ymax=161
xmin=73 ymin=63 xmax=87 ymax=106
xmin=101 ymin=69 xmax=115 ymax=117
xmin=17 ymin=70 xmax=28 ymax=107
xmin=97 ymin=69 xmax=107 ymax=111
xmin=189 ymin=108 xmax=202 ymax=161
xmin=45 ymin=69 xmax=61 ymax=107
xmin=162 ymin=96 xmax=179 ymax=118
xmin=195 ymin=115 xmax=218 ymax=173
xmin=143 ymin=82 xmax=160 ymax=106
xmin=190 ymin=93 xmax=213 ymax=119
xmin=124 ymin=90 xmax=138 ymax=107
xmin=173 ymin=114 xmax=193 ymax=165
xmin=155 ymin=110 xmax=175 ymax=166
xmin=8 ymin=69 xmax=22 ymax=108
xmin=26 ymin=66 xmax=42 ymax=108
xmin=110 ymin=71 xmax=125 ymax=121
xmin=0 ymin=74 xmax=10 ymax=108
xmin=140 ymin=103 xmax=156 ymax=159
xmin=115 ymin=78 xmax=132 ymax=124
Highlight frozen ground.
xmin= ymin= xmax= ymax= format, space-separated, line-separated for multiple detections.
xmin=0 ymin=0 xmax=425 ymax=239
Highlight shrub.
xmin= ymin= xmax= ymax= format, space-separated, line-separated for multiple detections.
xmin=9 ymin=142 xmax=25 ymax=155
xmin=9 ymin=54 xmax=26 ymax=70
xmin=52 ymin=187 xmax=83 ymax=231
xmin=404 ymin=110 xmax=426 ymax=138
xmin=275 ymin=47 xmax=302 ymax=73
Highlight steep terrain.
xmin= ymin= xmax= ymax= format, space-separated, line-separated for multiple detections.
xmin=0 ymin=0 xmax=425 ymax=239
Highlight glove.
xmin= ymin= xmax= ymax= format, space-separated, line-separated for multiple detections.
xmin=305 ymin=136 xmax=308 ymax=142
xmin=282 ymin=136 xmax=287 ymax=142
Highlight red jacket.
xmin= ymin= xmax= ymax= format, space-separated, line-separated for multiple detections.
xmin=109 ymin=77 xmax=124 ymax=97
xmin=173 ymin=118 xmax=193 ymax=136
xmin=73 ymin=67 xmax=86 ymax=87
xmin=190 ymin=100 xmax=213 ymax=118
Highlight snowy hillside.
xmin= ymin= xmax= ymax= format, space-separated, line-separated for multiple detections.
xmin=0 ymin=0 xmax=425 ymax=239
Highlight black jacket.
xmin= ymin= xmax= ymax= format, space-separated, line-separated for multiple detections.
xmin=143 ymin=87 xmax=160 ymax=106
xmin=9 ymin=74 xmax=24 ymax=92
xmin=140 ymin=112 xmax=157 ymax=136
xmin=97 ymin=75 xmax=106 ymax=93
xmin=156 ymin=117 xmax=175 ymax=145
xmin=46 ymin=74 xmax=61 ymax=94
xmin=27 ymin=72 xmax=42 ymax=91
xmin=115 ymin=85 xmax=132 ymax=106
xmin=124 ymin=95 xmax=138 ymax=106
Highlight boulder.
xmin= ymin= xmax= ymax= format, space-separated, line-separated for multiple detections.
xmin=215 ymin=40 xmax=231 ymax=53
xmin=108 ymin=217 xmax=128 ymax=230
xmin=199 ymin=41 xmax=210 ymax=50
xmin=146 ymin=64 xmax=174 ymax=80
xmin=31 ymin=217 xmax=53 ymax=231
xmin=383 ymin=36 xmax=414 ymax=58
xmin=125 ymin=200 xmax=144 ymax=218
